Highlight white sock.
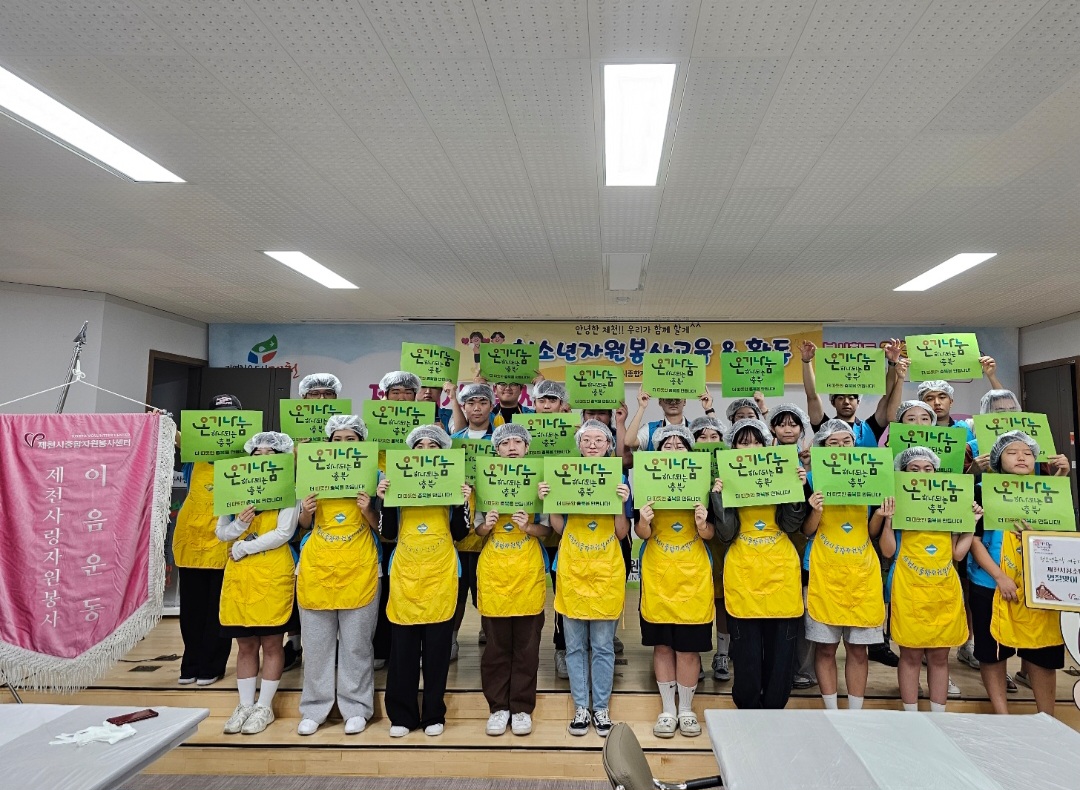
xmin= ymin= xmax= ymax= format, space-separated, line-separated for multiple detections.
xmin=237 ymin=676 xmax=257 ymax=707
xmin=677 ymin=683 xmax=696 ymax=714
xmin=822 ymin=693 xmax=838 ymax=710
xmin=930 ymin=702 xmax=946 ymax=713
xmin=658 ymin=681 xmax=677 ymax=716
xmin=257 ymin=678 xmax=279 ymax=708
xmin=964 ymin=638 xmax=974 ymax=650
xmin=903 ymin=702 xmax=918 ymax=712
xmin=848 ymin=695 xmax=864 ymax=710
xmin=287 ymin=634 xmax=301 ymax=649
xmin=716 ymin=632 xmax=730 ymax=656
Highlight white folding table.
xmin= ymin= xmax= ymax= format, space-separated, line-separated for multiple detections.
xmin=0 ymin=703 xmax=208 ymax=790
xmin=705 ymin=709 xmax=1080 ymax=790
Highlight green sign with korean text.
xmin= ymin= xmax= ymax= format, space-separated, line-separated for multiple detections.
xmin=383 ymin=449 xmax=465 ymax=507
xmin=981 ymin=474 xmax=1077 ymax=532
xmin=513 ymin=413 xmax=579 ymax=456
xmin=475 ymin=457 xmax=544 ymax=513
xmin=720 ymin=352 xmax=786 ymax=397
xmin=401 ymin=343 xmax=460 ymax=387
xmin=362 ymin=401 xmax=435 ymax=446
xmin=716 ymin=444 xmax=804 ymax=505
xmin=279 ymin=399 xmax=352 ymax=441
xmin=214 ymin=453 xmax=296 ymax=515
xmin=641 ymin=353 xmax=707 ymax=398
xmin=543 ymin=456 xmax=623 ymax=515
xmin=905 ymin=333 xmax=982 ymax=379
xmin=810 ymin=447 xmax=895 ymax=504
xmin=180 ymin=410 xmax=263 ymax=463
xmin=633 ymin=451 xmax=711 ymax=509
xmin=295 ymin=441 xmax=379 ymax=499
xmin=814 ymin=348 xmax=886 ymax=395
xmin=566 ymin=365 xmax=626 ymax=408
xmin=479 ymin=343 xmax=540 ymax=384
xmin=887 ymin=424 xmax=968 ymax=474
xmin=892 ymin=472 xmax=977 ymax=533
xmin=973 ymin=412 xmax=1057 ymax=463
xmin=452 ymin=437 xmax=497 ymax=483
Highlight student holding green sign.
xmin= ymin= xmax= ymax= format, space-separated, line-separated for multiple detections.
xmin=916 ymin=380 xmax=976 ymax=443
xmin=378 ymin=424 xmax=473 ymax=738
xmin=968 ymin=431 xmax=1067 ymax=716
xmin=214 ymin=431 xmax=300 ymax=736
xmin=803 ymin=420 xmax=887 ymax=712
xmin=635 ymin=424 xmax=716 ymax=739
xmin=709 ymin=418 xmax=808 ymax=711
xmin=294 ymin=415 xmax=384 ymax=738
xmin=966 ymin=388 xmax=1071 ymax=476
xmin=541 ymin=419 xmax=630 ymax=737
xmin=173 ymin=393 xmax=245 ymax=688
xmin=878 ymin=447 xmax=979 ymax=714
xmin=474 ymin=423 xmax=551 ymax=738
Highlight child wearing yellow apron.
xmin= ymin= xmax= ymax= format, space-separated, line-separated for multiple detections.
xmin=215 ymin=431 xmax=299 ymax=736
xmin=172 ymin=393 xmax=240 ymax=686
xmin=636 ymin=424 xmax=716 ymax=739
xmin=880 ymin=447 xmax=977 ymax=713
xmin=295 ymin=415 xmax=383 ymax=737
xmin=969 ymin=431 xmax=1066 ymax=715
xmin=691 ymin=412 xmax=733 ymax=685
xmin=476 ymin=423 xmax=551 ymax=737
xmin=803 ymin=420 xmax=887 ymax=711
xmin=379 ymin=424 xmax=472 ymax=738
xmin=542 ymin=419 xmax=631 ymax=738
xmin=711 ymin=418 xmax=808 ymax=710
xmin=449 ymin=382 xmax=497 ymax=662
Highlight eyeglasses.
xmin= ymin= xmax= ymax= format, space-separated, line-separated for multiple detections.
xmin=580 ymin=438 xmax=610 ymax=448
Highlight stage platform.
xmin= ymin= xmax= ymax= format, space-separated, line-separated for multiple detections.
xmin=4 ymin=598 xmax=1078 ymax=784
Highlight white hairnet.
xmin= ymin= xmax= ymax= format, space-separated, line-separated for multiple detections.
xmin=299 ymin=373 xmax=342 ymax=397
xmin=980 ymin=389 xmax=1021 ymax=414
xmin=244 ymin=431 xmax=294 ymax=455
xmin=812 ymin=419 xmax=856 ymax=447
xmin=989 ymin=431 xmax=1040 ymax=472
xmin=652 ymin=423 xmax=694 ymax=450
xmin=325 ymin=414 xmax=367 ymax=440
xmin=457 ymin=382 xmax=495 ymax=405
xmin=380 ymin=371 xmax=422 ymax=395
xmin=917 ymin=380 xmax=955 ymax=400
xmin=895 ymin=399 xmax=937 ymax=423
xmin=894 ymin=446 xmax=941 ymax=471
xmin=689 ymin=415 xmax=725 ymax=439
xmin=725 ymin=418 xmax=772 ymax=448
xmin=405 ymin=424 xmax=452 ymax=449
xmin=769 ymin=403 xmax=812 ymax=440
xmin=492 ymin=422 xmax=531 ymax=448
xmin=725 ymin=398 xmax=762 ymax=422
xmin=576 ymin=419 xmax=614 ymax=450
xmin=532 ymin=379 xmax=568 ymax=403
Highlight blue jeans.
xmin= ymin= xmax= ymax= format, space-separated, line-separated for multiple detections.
xmin=563 ymin=617 xmax=618 ymax=711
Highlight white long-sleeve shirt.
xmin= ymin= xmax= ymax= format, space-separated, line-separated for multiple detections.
xmin=215 ymin=507 xmax=298 ymax=555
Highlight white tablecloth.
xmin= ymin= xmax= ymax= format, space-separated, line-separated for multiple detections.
xmin=705 ymin=709 xmax=1080 ymax=790
xmin=0 ymin=703 xmax=208 ymax=790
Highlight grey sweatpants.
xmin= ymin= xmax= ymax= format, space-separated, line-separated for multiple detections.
xmin=298 ymin=589 xmax=380 ymax=723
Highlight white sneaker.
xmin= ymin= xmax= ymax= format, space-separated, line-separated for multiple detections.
xmin=240 ymin=704 xmax=275 ymax=734
xmin=178 ymin=676 xmax=196 ymax=686
xmin=555 ymin=649 xmax=569 ymax=679
xmin=425 ymin=722 xmax=444 ymax=736
xmin=486 ymin=709 xmax=510 ymax=736
xmin=948 ymin=677 xmax=961 ymax=698
xmin=956 ymin=643 xmax=980 ymax=669
xmin=297 ymin=718 xmax=320 ymax=736
xmin=389 ymin=725 xmax=409 ymax=738
xmin=712 ymin=653 xmax=731 ymax=682
xmin=373 ymin=658 xmax=387 ymax=670
xmin=511 ymin=712 xmax=532 ymax=736
xmin=567 ymin=706 xmax=590 ymax=736
xmin=450 ymin=640 xmax=459 ymax=662
xmin=223 ymin=703 xmax=253 ymax=734
xmin=196 ymin=675 xmax=223 ymax=687
xmin=344 ymin=717 xmax=367 ymax=734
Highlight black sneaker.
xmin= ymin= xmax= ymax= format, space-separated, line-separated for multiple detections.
xmin=283 ymin=641 xmax=303 ymax=671
xmin=867 ymin=644 xmax=900 ymax=667
xmin=567 ymin=706 xmax=590 ymax=736
xmin=592 ymin=708 xmax=613 ymax=738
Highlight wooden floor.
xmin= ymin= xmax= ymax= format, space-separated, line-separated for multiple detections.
xmin=5 ymin=596 xmax=1080 ymax=782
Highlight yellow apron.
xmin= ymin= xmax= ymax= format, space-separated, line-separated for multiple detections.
xmin=807 ymin=504 xmax=884 ymax=628
xmin=723 ymin=504 xmax=803 ymax=619
xmin=554 ymin=513 xmax=625 ymax=620
xmin=297 ymin=500 xmax=380 ymax=611
xmin=640 ymin=510 xmax=715 ymax=625
xmin=890 ymin=531 xmax=966 ymax=648
xmin=386 ymin=505 xmax=458 ymax=625
xmin=477 ymin=515 xmax=547 ymax=617
xmin=220 ymin=510 xmax=296 ymax=627
xmin=173 ymin=462 xmax=229 ymax=569
xmin=455 ymin=490 xmax=483 ymax=553
xmin=991 ymin=531 xmax=1064 ymax=649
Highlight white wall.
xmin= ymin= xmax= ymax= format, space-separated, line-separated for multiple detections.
xmin=0 ymin=282 xmax=207 ymax=414
xmin=1020 ymin=311 xmax=1080 ymax=367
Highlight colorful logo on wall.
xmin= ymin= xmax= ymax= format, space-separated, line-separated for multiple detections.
xmin=248 ymin=335 xmax=279 ymax=364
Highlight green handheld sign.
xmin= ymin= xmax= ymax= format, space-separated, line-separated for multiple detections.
xmin=279 ymin=399 xmax=352 ymax=441
xmin=566 ymin=365 xmax=626 ymax=408
xmin=214 ymin=453 xmax=296 ymax=515
xmin=475 ymin=457 xmax=544 ymax=512
xmin=905 ymin=333 xmax=982 ymax=379
xmin=479 ymin=343 xmax=539 ymax=384
xmin=362 ymin=401 xmax=436 ymax=446
xmin=810 ymin=447 xmax=895 ymax=505
xmin=513 ymin=413 xmax=579 ymax=457
xmin=383 ymin=449 xmax=466 ymax=507
xmin=981 ymin=474 xmax=1076 ymax=532
xmin=295 ymin=441 xmax=379 ymax=499
xmin=543 ymin=456 xmax=623 ymax=515
xmin=973 ymin=412 xmax=1057 ymax=463
xmin=633 ymin=451 xmax=711 ymax=509
xmin=892 ymin=472 xmax=976 ymax=533
xmin=814 ymin=348 xmax=886 ymax=395
xmin=716 ymin=444 xmax=804 ymax=505
xmin=401 ymin=343 xmax=460 ymax=387
xmin=720 ymin=352 xmax=786 ymax=397
xmin=180 ymin=410 xmax=263 ymax=463
xmin=452 ymin=437 xmax=497 ymax=484
xmin=887 ymin=424 xmax=968 ymax=474
xmin=641 ymin=353 xmax=707 ymax=398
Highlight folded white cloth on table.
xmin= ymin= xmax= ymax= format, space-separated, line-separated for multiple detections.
xmin=50 ymin=722 xmax=137 ymax=746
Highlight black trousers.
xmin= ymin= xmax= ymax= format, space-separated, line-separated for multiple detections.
xmin=177 ymin=567 xmax=232 ymax=680
xmin=728 ymin=614 xmax=799 ymax=710
xmin=373 ymin=544 xmax=393 ymax=661
xmin=384 ymin=618 xmax=455 ymax=730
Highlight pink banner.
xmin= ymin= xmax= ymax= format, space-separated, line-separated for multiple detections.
xmin=0 ymin=413 xmax=172 ymax=690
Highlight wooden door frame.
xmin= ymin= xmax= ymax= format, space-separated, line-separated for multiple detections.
xmin=1020 ymin=355 xmax=1080 ymax=464
xmin=145 ymin=350 xmax=207 ymax=412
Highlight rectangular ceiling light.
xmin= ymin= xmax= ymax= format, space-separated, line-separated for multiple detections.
xmin=894 ymin=253 xmax=997 ymax=291
xmin=603 ymin=64 xmax=677 ymax=186
xmin=264 ymin=251 xmax=358 ymax=289
xmin=606 ymin=253 xmax=648 ymax=290
xmin=0 ymin=64 xmax=184 ymax=183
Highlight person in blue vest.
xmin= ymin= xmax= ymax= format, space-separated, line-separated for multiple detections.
xmin=626 ymin=390 xmax=709 ymax=451
xmin=916 ymin=380 xmax=977 ymax=442
xmin=798 ymin=339 xmax=905 ymax=448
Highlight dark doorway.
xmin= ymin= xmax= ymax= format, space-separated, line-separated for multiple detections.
xmin=1021 ymin=359 xmax=1079 ymax=522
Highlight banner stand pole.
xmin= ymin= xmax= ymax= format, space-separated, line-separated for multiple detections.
xmin=55 ymin=321 xmax=89 ymax=415
xmin=4 ymin=684 xmax=23 ymax=704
